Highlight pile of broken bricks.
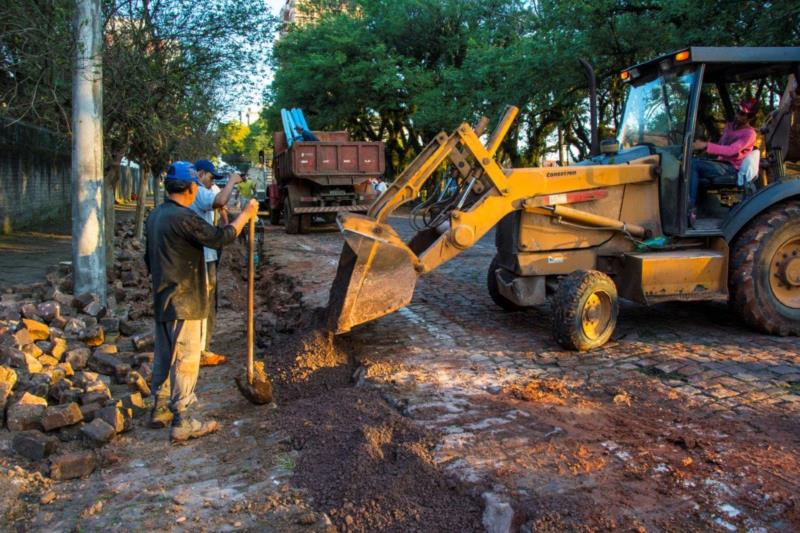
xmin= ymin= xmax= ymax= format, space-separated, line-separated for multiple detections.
xmin=0 ymin=220 xmax=157 ymax=481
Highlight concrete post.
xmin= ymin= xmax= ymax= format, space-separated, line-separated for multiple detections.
xmin=71 ymin=0 xmax=106 ymax=302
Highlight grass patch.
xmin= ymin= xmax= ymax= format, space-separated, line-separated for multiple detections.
xmin=275 ymin=453 xmax=296 ymax=471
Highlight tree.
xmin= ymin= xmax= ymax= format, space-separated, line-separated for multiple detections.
xmin=217 ymin=120 xmax=250 ymax=169
xmin=2 ymin=0 xmax=277 ymax=252
xmin=267 ymin=0 xmax=800 ymax=172
xmin=242 ymin=116 xmax=273 ymax=166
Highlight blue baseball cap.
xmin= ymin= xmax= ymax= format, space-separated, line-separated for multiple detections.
xmin=194 ymin=159 xmax=222 ymax=178
xmin=165 ymin=161 xmax=201 ymax=184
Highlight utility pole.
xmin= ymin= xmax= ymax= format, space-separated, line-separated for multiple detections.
xmin=71 ymin=0 xmax=106 ymax=302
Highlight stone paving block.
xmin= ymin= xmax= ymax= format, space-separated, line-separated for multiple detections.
xmin=117 ymin=391 xmax=146 ymax=416
xmin=11 ymin=328 xmax=34 ymax=348
xmin=81 ymin=418 xmax=115 ymax=446
xmin=41 ymin=402 xmax=83 ymax=431
xmin=98 ymin=317 xmax=119 ymax=334
xmin=131 ymin=332 xmax=154 ymax=352
xmin=22 ymin=319 xmax=50 ymax=341
xmin=676 ymin=365 xmax=704 ymax=377
xmin=49 ymin=337 xmax=68 ymax=360
xmin=62 ymin=347 xmax=90 ymax=370
xmin=36 ymin=301 xmax=60 ymax=322
xmin=49 ymin=450 xmax=96 ymax=480
xmin=21 ymin=343 xmax=43 ymax=359
xmin=706 ymin=386 xmax=739 ymax=400
xmin=95 ymin=405 xmax=126 ymax=433
xmin=13 ymin=430 xmax=59 ymax=460
xmin=7 ymin=397 xmax=47 ymax=431
xmin=80 ymin=325 xmax=104 ymax=347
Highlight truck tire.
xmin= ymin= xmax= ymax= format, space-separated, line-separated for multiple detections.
xmin=487 ymin=256 xmax=524 ymax=311
xmin=729 ymin=200 xmax=800 ymax=335
xmin=284 ymin=197 xmax=301 ymax=234
xmin=552 ymin=270 xmax=618 ymax=351
xmin=269 ymin=204 xmax=280 ymax=225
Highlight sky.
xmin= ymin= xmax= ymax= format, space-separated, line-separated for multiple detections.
xmin=223 ymin=0 xmax=286 ymax=123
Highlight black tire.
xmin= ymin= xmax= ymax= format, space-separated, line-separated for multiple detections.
xmin=299 ymin=213 xmax=312 ymax=233
xmin=487 ymin=256 xmax=524 ymax=311
xmin=269 ymin=203 xmax=280 ymax=225
xmin=552 ymin=270 xmax=618 ymax=351
xmin=284 ymin=197 xmax=301 ymax=234
xmin=729 ymin=200 xmax=800 ymax=335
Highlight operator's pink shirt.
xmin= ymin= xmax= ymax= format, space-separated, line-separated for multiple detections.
xmin=706 ymin=123 xmax=756 ymax=170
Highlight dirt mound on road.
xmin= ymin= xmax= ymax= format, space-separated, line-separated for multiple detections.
xmin=266 ymin=314 xmax=354 ymax=402
xmin=253 ymin=256 xmax=354 ymax=402
xmin=506 ymin=378 xmax=572 ymax=405
xmin=253 ymin=245 xmax=483 ymax=531
xmin=278 ymin=388 xmax=483 ymax=532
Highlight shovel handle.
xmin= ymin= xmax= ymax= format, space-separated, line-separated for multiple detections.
xmin=247 ymin=216 xmax=255 ymax=384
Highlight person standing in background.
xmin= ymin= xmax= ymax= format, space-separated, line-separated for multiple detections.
xmin=190 ymin=159 xmax=242 ymax=365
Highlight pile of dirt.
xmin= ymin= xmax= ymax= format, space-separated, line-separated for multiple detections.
xmin=250 ymin=249 xmax=354 ymax=402
xmin=505 ymin=378 xmax=572 ymax=404
xmin=276 ymin=388 xmax=484 ymax=532
xmin=251 ymin=244 xmax=484 ymax=531
xmin=261 ymin=310 xmax=353 ymax=402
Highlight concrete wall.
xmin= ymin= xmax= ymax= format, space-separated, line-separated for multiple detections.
xmin=0 ymin=118 xmax=71 ymax=233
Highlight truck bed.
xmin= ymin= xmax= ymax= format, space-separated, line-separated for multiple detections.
xmin=274 ymin=141 xmax=385 ymax=184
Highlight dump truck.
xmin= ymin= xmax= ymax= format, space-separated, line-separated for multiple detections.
xmin=269 ymin=130 xmax=385 ymax=233
xmin=328 ymin=46 xmax=800 ymax=350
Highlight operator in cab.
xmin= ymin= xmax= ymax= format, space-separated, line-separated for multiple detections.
xmin=688 ymin=97 xmax=758 ymax=227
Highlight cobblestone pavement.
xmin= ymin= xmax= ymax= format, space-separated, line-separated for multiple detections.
xmin=264 ymin=217 xmax=800 ymax=530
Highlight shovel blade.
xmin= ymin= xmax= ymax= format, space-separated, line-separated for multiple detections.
xmin=327 ymin=216 xmax=419 ymax=334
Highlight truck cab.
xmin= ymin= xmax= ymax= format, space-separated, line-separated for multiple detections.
xmin=588 ymin=47 xmax=800 ymax=237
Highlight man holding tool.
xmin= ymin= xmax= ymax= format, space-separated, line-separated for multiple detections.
xmin=190 ymin=159 xmax=242 ymax=365
xmin=145 ymin=161 xmax=259 ymax=443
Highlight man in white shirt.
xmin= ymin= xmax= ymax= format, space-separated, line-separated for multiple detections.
xmin=190 ymin=159 xmax=242 ymax=364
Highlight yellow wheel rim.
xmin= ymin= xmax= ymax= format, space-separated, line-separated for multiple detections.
xmin=581 ymin=291 xmax=613 ymax=341
xmin=769 ymin=236 xmax=800 ymax=309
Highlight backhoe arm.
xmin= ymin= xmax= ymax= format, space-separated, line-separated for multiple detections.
xmin=328 ymin=109 xmax=657 ymax=333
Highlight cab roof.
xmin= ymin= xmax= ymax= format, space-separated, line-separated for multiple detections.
xmin=624 ymin=47 xmax=800 ymax=84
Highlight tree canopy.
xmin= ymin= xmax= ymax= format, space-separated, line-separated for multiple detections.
xmin=267 ymin=0 xmax=800 ymax=175
xmin=1 ymin=0 xmax=276 ymax=172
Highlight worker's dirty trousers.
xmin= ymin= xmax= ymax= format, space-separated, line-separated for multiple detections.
xmin=151 ymin=319 xmax=205 ymax=414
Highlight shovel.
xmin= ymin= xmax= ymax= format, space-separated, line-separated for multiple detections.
xmin=235 ymin=215 xmax=273 ymax=404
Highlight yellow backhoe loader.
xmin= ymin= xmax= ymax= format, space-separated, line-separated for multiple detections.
xmin=328 ymin=47 xmax=800 ymax=350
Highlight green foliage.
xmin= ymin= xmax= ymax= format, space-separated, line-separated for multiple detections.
xmin=0 ymin=0 xmax=277 ymax=175
xmin=267 ymin=0 xmax=800 ymax=173
xmin=218 ymin=120 xmax=250 ymax=156
xmin=217 ymin=120 xmax=251 ymax=169
xmin=242 ymin=116 xmax=273 ymax=165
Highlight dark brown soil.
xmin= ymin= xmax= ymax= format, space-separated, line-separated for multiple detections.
xmin=277 ymin=388 xmax=483 ymax=532
xmin=252 ymin=250 xmax=484 ymax=531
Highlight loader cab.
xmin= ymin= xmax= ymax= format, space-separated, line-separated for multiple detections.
xmin=617 ymin=47 xmax=800 ymax=236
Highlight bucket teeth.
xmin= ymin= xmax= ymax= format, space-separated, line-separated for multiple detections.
xmin=327 ymin=215 xmax=419 ymax=333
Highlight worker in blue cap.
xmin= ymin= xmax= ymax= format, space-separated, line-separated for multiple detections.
xmin=145 ymin=161 xmax=258 ymax=443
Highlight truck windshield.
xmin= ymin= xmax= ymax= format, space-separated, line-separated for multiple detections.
xmin=618 ymin=71 xmax=695 ymax=149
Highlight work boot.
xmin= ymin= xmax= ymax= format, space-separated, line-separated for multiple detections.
xmin=170 ymin=412 xmax=220 ymax=443
xmin=148 ymin=396 xmax=173 ymax=429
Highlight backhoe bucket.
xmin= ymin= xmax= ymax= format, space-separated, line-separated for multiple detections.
xmin=327 ymin=214 xmax=419 ymax=334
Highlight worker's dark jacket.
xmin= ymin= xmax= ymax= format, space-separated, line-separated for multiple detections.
xmin=144 ymin=199 xmax=236 ymax=322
